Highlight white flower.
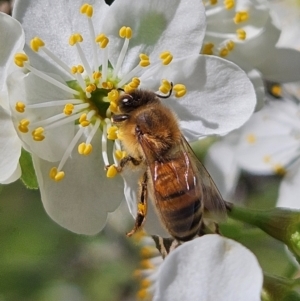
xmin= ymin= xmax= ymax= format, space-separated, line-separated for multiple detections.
xmin=269 ymin=0 xmax=300 ymax=50
xmin=236 ymin=90 xmax=300 ymax=209
xmin=153 ymin=235 xmax=263 ymax=301
xmin=0 ymin=12 xmax=23 ymax=184
xmin=203 ymin=0 xmax=300 ymax=109
xmin=8 ymin=0 xmax=256 ymax=235
xmin=206 ymin=84 xmax=300 ymax=208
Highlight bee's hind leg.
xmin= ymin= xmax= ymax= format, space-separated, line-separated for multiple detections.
xmin=127 ymin=171 xmax=148 ymax=237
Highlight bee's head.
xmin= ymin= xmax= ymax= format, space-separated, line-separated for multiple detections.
xmin=117 ymin=90 xmax=158 ymax=114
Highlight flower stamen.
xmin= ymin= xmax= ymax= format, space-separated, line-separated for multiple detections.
xmin=69 ymin=33 xmax=94 ymax=82
xmin=113 ymin=26 xmax=133 ymax=78
xmin=30 ymin=37 xmax=74 ymax=76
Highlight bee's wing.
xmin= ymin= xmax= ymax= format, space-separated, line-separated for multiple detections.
xmin=139 ymin=133 xmax=227 ymax=222
xmin=179 ymin=135 xmax=227 ymax=220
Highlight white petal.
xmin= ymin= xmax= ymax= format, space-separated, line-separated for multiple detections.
xmin=154 ymin=235 xmax=263 ymax=301
xmin=102 ymin=0 xmax=206 ymax=73
xmin=13 ymin=0 xmax=109 ymax=77
xmin=277 ymin=161 xmax=300 ymax=209
xmin=140 ymin=55 xmax=256 ymax=139
xmin=7 ymin=70 xmax=75 ymax=162
xmin=1 ymin=164 xmax=22 ymax=184
xmin=0 ymin=12 xmax=24 ymax=89
xmin=0 ymin=106 xmax=22 ymax=183
xmin=32 ymin=139 xmax=124 ymax=235
xmin=205 ymin=136 xmax=240 ymax=200
xmin=237 ymin=100 xmax=300 ymax=174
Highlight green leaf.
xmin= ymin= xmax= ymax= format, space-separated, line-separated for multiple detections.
xmin=19 ymin=149 xmax=38 ymax=189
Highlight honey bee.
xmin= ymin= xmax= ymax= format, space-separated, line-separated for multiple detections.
xmin=112 ymin=85 xmax=227 ymax=242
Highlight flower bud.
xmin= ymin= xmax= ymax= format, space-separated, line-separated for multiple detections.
xmin=227 ymin=203 xmax=300 ymax=262
xmin=262 ymin=273 xmax=300 ymax=301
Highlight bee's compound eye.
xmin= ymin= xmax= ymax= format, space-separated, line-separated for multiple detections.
xmin=122 ymin=98 xmax=129 ymax=103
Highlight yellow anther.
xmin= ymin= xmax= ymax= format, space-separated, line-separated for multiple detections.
xmin=108 ymin=89 xmax=119 ymax=102
xmin=69 ymin=33 xmax=83 ymax=46
xmin=15 ymin=101 xmax=26 ymax=113
xmin=234 ymin=11 xmax=249 ymax=24
xmin=159 ymin=79 xmax=172 ymax=94
xmin=119 ymin=26 xmax=132 ymax=39
xmin=173 ymin=84 xmax=187 ymax=98
xmin=78 ymin=142 xmax=93 ymax=155
xmin=219 ymin=47 xmax=229 ymax=57
xmin=246 ymin=133 xmax=256 ymax=144
xmin=139 ymin=53 xmax=150 ymax=67
xmin=140 ymin=246 xmax=157 ymax=259
xmin=227 ymin=40 xmax=235 ymax=51
xmin=95 ymin=33 xmax=109 ymax=48
xmin=109 ymin=101 xmax=118 ymax=113
xmin=140 ymin=259 xmax=155 ymax=270
xmin=49 ymin=167 xmax=65 ymax=182
xmin=93 ymin=71 xmax=101 ymax=80
xmin=115 ymin=150 xmax=127 ymax=160
xmin=14 ymin=53 xmax=28 ymax=67
xmin=77 ymin=65 xmax=84 ymax=73
xmin=273 ymin=164 xmax=287 ymax=176
xmin=80 ymin=3 xmax=93 ymax=17
xmin=85 ymin=83 xmax=96 ymax=93
xmin=124 ymin=85 xmax=134 ymax=93
xmin=63 ymin=103 xmax=74 ymax=115
xmin=18 ymin=119 xmax=30 ymax=133
xmin=130 ymin=77 xmax=140 ymax=88
xmin=71 ymin=65 xmax=84 ymax=74
xmin=236 ymin=29 xmax=246 ymax=40
xmin=271 ymin=84 xmax=282 ymax=97
xmin=30 ymin=37 xmax=45 ymax=52
xmin=71 ymin=66 xmax=78 ymax=74
xmin=32 ymin=127 xmax=45 ymax=141
xmin=210 ymin=0 xmax=218 ymax=4
xmin=140 ymin=279 xmax=152 ymax=289
xmin=159 ymin=51 xmax=173 ymax=65
xmin=106 ymin=165 xmax=118 ymax=178
xmin=136 ymin=288 xmax=152 ymax=301
xmin=202 ymin=42 xmax=214 ymax=55
xmin=102 ymin=81 xmax=114 ymax=89
xmin=224 ymin=0 xmax=234 ymax=9
xmin=107 ymin=126 xmax=118 ymax=140
xmin=79 ymin=113 xmax=90 ymax=127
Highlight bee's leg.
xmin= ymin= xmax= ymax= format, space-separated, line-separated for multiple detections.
xmin=120 ymin=156 xmax=142 ymax=168
xmin=127 ymin=171 xmax=148 ymax=237
xmin=105 ymin=156 xmax=142 ymax=173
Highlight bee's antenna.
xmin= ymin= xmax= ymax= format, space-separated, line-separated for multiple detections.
xmin=117 ymin=87 xmax=124 ymax=92
xmin=155 ymin=82 xmax=173 ymax=99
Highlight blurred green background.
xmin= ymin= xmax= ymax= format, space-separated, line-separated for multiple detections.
xmin=0 ymin=181 xmax=141 ymax=301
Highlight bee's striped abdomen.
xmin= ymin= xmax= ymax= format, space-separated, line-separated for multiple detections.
xmin=152 ymin=157 xmax=203 ymax=241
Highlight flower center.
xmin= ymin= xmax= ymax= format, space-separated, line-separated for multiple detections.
xmin=12 ymin=3 xmax=186 ymax=182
